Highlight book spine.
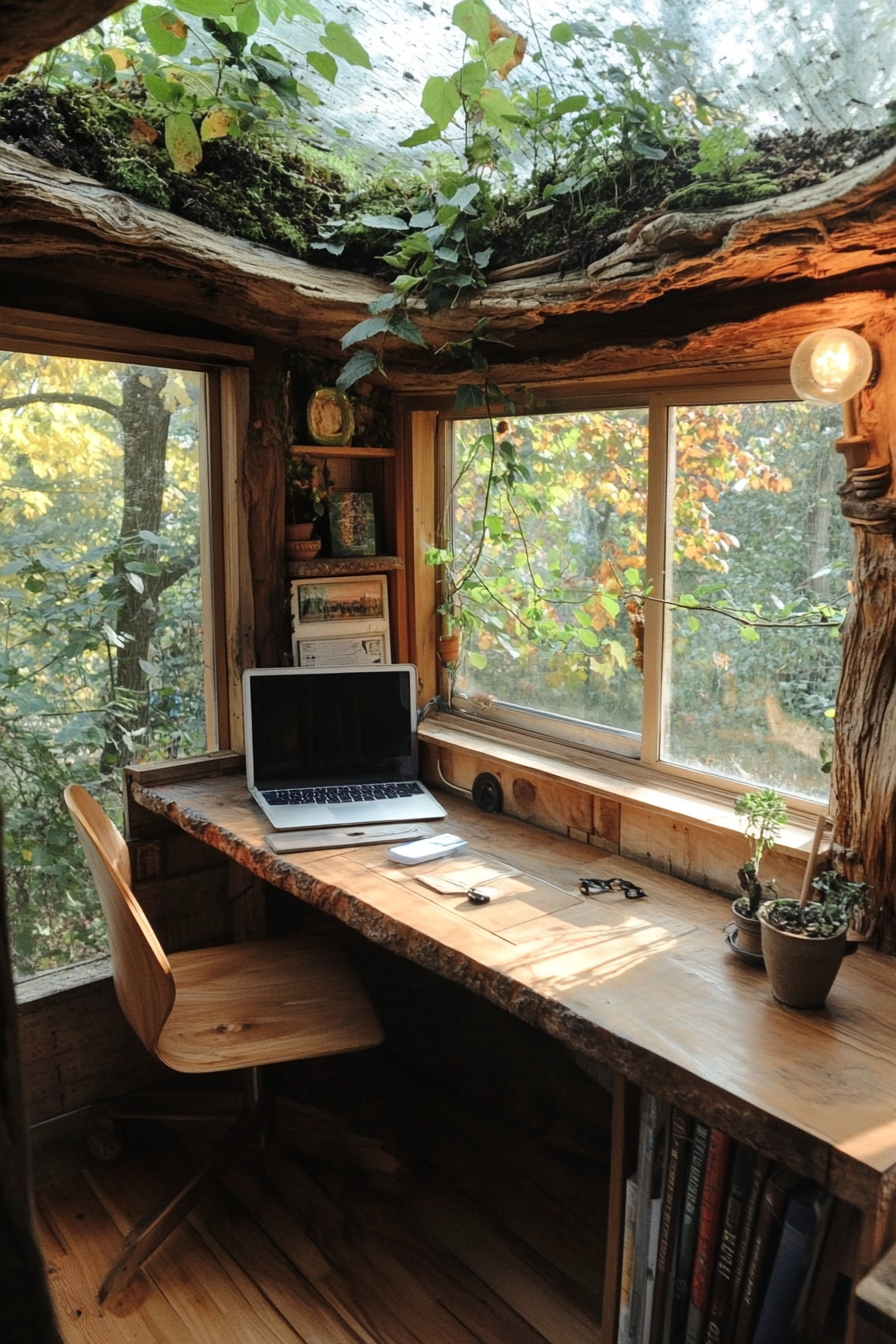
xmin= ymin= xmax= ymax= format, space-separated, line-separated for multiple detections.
xmin=731 ymin=1172 xmax=789 ymax=1344
xmin=669 ymin=1121 xmax=710 ymax=1344
xmin=629 ymin=1092 xmax=662 ymax=1344
xmin=788 ymin=1189 xmax=833 ymax=1343
xmin=649 ymin=1108 xmax=691 ymax=1344
xmin=751 ymin=1185 xmax=820 ymax=1344
xmin=728 ymin=1152 xmax=768 ymax=1323
xmin=618 ymin=1173 xmax=640 ymax=1344
xmin=703 ymin=1142 xmax=754 ymax=1344
xmin=684 ymin=1128 xmax=732 ymax=1344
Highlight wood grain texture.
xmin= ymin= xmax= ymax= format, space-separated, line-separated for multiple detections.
xmin=0 ymin=1 xmax=121 ymax=78
xmin=128 ymin=770 xmax=896 ymax=1210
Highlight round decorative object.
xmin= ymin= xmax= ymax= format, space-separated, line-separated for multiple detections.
xmin=790 ymin=329 xmax=874 ymax=405
xmin=471 ymin=772 xmax=503 ymax=814
xmin=307 ymin=387 xmax=354 ymax=446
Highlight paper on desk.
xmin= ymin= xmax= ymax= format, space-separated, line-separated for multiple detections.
xmin=414 ymin=857 xmax=520 ymax=895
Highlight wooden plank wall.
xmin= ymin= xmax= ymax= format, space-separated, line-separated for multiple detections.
xmin=422 ymin=738 xmax=811 ymax=900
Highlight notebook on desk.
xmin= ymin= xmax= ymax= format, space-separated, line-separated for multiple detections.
xmin=243 ymin=665 xmax=447 ymax=831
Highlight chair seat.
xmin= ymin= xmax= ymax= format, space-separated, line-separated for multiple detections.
xmin=157 ymin=935 xmax=384 ymax=1073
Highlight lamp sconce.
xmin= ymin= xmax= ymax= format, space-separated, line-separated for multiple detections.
xmin=790 ymin=328 xmax=889 ymax=502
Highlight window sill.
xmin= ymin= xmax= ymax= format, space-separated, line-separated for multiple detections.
xmin=418 ymin=712 xmax=825 ymax=900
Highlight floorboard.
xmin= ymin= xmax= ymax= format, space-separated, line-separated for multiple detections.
xmin=35 ymin=1046 xmax=609 ymax=1344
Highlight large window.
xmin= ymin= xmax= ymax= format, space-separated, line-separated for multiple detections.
xmin=0 ymin=351 xmax=213 ymax=975
xmin=444 ymin=387 xmax=847 ymax=803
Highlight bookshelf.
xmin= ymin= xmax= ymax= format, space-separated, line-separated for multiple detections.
xmin=287 ymin=443 xmax=407 ymax=660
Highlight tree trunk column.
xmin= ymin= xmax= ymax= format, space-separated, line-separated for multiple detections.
xmin=833 ymin=306 xmax=896 ymax=950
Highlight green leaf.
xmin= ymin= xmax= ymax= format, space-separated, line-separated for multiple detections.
xmin=144 ymin=71 xmax=184 ymax=103
xmin=480 ymin=87 xmax=518 ymax=127
xmin=360 ymin=213 xmax=408 ymax=231
xmin=393 ymin=274 xmax=422 ymax=293
xmin=307 ymin=50 xmax=337 ymax=83
xmin=141 ymin=5 xmax=189 ymax=56
xmin=632 ymin=139 xmax=668 ymax=161
xmin=453 ymin=60 xmax=488 ymax=101
xmin=336 ymin=349 xmax=378 ymax=390
xmin=455 ymin=383 xmax=483 ymax=412
xmin=452 ymin=0 xmax=491 ymax=46
xmin=449 ymin=181 xmax=479 ymax=210
xmin=553 ymin=93 xmax=589 ymax=115
xmin=485 ymin=36 xmax=520 ymax=72
xmin=740 ymin=625 xmax=761 ymax=643
xmin=96 ymin=53 xmax=118 ymax=81
xmin=688 ymin=615 xmax=700 ymax=633
xmin=399 ymin=124 xmax=443 ymax=148
xmin=321 ymin=21 xmax=371 ymax=69
xmin=388 ymin=315 xmax=428 ymax=348
xmin=600 ymin=592 xmax=620 ymax=619
xmin=341 ymin=315 xmax=392 ymax=349
xmin=577 ymin=628 xmax=600 ymax=648
xmin=550 ymin=21 xmax=575 ymax=43
xmin=164 ymin=110 xmax=202 ymax=171
xmin=367 ymin=292 xmax=401 ymax=315
xmin=421 ymin=75 xmax=462 ymax=130
xmin=139 ymin=658 xmax=159 ymax=677
xmin=175 ymin=0 xmax=238 ymax=15
xmin=234 ymin=0 xmax=259 ymax=33
xmin=408 ymin=210 xmax=436 ymax=229
xmin=467 ymin=650 xmax=488 ymax=670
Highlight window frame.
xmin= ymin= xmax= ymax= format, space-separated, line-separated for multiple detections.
xmin=434 ymin=369 xmax=839 ymax=811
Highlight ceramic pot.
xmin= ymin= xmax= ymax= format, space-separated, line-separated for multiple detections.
xmin=731 ymin=898 xmax=762 ymax=956
xmin=285 ymin=522 xmax=321 ymax=561
xmin=438 ymin=632 xmax=461 ymax=664
xmin=759 ymin=918 xmax=847 ymax=1008
xmin=285 ymin=522 xmax=315 ymax=542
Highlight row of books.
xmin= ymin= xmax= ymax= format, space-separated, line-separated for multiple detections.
xmin=617 ymin=1094 xmax=851 ymax=1344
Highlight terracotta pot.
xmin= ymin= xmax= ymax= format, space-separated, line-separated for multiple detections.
xmin=285 ymin=522 xmax=321 ymax=561
xmin=438 ymin=633 xmax=461 ymax=663
xmin=759 ymin=918 xmax=847 ymax=1008
xmin=285 ymin=522 xmax=315 ymax=542
xmin=731 ymin=898 xmax=762 ymax=956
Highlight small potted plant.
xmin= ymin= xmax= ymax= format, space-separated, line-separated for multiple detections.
xmin=730 ymin=788 xmax=788 ymax=956
xmin=758 ymin=870 xmax=871 ymax=1008
xmin=285 ymin=451 xmax=330 ymax=558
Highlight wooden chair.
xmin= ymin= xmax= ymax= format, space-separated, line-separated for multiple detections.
xmin=63 ymin=783 xmax=384 ymax=1303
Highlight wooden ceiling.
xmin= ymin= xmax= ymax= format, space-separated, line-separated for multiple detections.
xmin=1 ymin=135 xmax=895 ymax=385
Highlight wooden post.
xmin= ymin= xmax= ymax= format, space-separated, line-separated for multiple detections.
xmin=834 ymin=307 xmax=896 ymax=950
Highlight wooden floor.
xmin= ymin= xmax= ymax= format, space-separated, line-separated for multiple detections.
xmin=35 ymin=1052 xmax=608 ymax=1344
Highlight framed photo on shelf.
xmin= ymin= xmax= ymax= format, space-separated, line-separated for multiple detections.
xmin=329 ymin=490 xmax=376 ymax=556
xmin=290 ymin=575 xmax=390 ymax=640
xmin=293 ymin=634 xmax=391 ymax=668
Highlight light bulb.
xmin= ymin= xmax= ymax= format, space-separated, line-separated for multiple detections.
xmin=790 ymin=329 xmax=874 ymax=405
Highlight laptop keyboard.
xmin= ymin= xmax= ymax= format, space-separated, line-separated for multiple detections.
xmin=262 ymin=781 xmax=425 ymax=806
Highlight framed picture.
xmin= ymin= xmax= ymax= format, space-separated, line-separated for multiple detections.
xmin=293 ymin=634 xmax=391 ymax=668
xmin=306 ymin=386 xmax=354 ymax=446
xmin=290 ymin=575 xmax=390 ymax=639
xmin=329 ymin=490 xmax=376 ymax=557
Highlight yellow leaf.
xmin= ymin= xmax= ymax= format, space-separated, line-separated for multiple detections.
xmin=487 ymin=14 xmax=526 ymax=78
xmin=130 ymin=117 xmax=159 ymax=145
xmin=103 ymin=46 xmax=129 ymax=71
xmin=161 ymin=16 xmax=188 ymax=40
xmin=201 ymin=107 xmax=236 ymax=141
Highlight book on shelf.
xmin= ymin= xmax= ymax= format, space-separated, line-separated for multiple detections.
xmin=684 ymin=1127 xmax=733 ymax=1344
xmin=799 ymin=1198 xmax=855 ymax=1344
xmin=751 ymin=1180 xmax=828 ymax=1344
xmin=641 ymin=1107 xmax=671 ymax=1344
xmin=703 ymin=1141 xmax=755 ymax=1344
xmin=648 ymin=1107 xmax=690 ymax=1344
xmin=618 ymin=1172 xmax=640 ymax=1344
xmin=728 ymin=1150 xmax=769 ymax=1322
xmin=731 ymin=1166 xmax=801 ymax=1344
xmin=788 ymin=1187 xmax=834 ymax=1343
xmin=669 ymin=1120 xmax=710 ymax=1343
xmin=629 ymin=1092 xmax=669 ymax=1344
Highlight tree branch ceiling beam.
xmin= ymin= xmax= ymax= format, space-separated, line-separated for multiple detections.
xmin=1 ymin=141 xmax=896 ymax=373
xmin=0 ymin=1 xmax=122 ymax=79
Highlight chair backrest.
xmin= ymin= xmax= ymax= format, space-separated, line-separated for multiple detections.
xmin=63 ymin=785 xmax=175 ymax=1057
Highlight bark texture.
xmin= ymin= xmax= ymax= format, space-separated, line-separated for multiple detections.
xmin=834 ymin=308 xmax=896 ymax=949
xmin=0 ymin=1 xmax=120 ymax=78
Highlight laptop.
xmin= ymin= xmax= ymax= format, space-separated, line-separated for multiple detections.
xmin=243 ymin=664 xmax=447 ymax=830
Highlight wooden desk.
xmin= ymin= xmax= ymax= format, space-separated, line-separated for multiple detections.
xmin=126 ymin=763 xmax=896 ymax=1334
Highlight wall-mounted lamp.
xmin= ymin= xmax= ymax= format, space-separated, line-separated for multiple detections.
xmin=790 ymin=328 xmax=875 ymax=406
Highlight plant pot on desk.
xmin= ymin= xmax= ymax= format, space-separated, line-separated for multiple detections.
xmin=731 ymin=896 xmax=763 ymax=957
xmin=759 ymin=917 xmax=847 ymax=1008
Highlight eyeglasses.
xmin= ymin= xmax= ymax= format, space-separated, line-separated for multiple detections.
xmin=579 ymin=877 xmax=647 ymax=900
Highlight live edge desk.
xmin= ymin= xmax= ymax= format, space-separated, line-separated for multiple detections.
xmin=126 ymin=764 xmax=896 ymax=1340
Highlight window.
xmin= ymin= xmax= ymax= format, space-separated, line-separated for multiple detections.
xmin=0 ymin=350 xmax=215 ymax=975
xmin=443 ymin=385 xmax=847 ymax=804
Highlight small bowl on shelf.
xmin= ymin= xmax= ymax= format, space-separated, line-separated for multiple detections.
xmin=285 ymin=538 xmax=322 ymax=560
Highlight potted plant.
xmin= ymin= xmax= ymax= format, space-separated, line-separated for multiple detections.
xmin=285 ymin=451 xmax=330 ymax=558
xmin=730 ymin=788 xmax=788 ymax=956
xmin=758 ymin=870 xmax=871 ymax=1008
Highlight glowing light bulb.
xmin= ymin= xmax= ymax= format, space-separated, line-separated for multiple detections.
xmin=790 ymin=329 xmax=874 ymax=405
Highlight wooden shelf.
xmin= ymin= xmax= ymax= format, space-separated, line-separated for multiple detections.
xmin=285 ymin=555 xmax=404 ymax=579
xmin=290 ymin=444 xmax=396 ymax=459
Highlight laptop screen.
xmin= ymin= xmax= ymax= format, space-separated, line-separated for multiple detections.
xmin=245 ymin=667 xmax=417 ymax=789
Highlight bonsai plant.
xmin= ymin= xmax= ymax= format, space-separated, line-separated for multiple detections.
xmin=758 ymin=870 xmax=871 ymax=1008
xmin=731 ymin=788 xmax=788 ymax=956
xmin=285 ymin=451 xmax=331 ymax=557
